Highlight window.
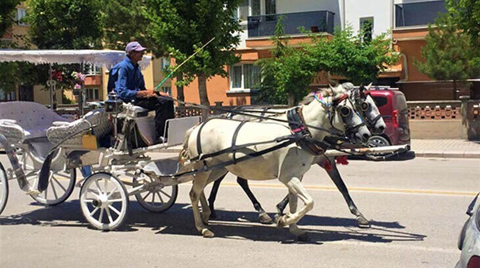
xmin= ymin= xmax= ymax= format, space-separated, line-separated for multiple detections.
xmin=234 ymin=0 xmax=261 ymax=21
xmin=17 ymin=8 xmax=27 ymax=26
xmin=161 ymin=58 xmax=170 ymax=70
xmin=230 ymin=64 xmax=260 ymax=91
xmin=360 ymin=17 xmax=374 ymax=43
xmin=86 ymin=88 xmax=99 ymax=100
xmin=265 ymin=0 xmax=276 ymax=15
xmin=0 ymin=88 xmax=16 ymax=102
xmin=86 ymin=64 xmax=102 ymax=75
xmin=161 ymin=86 xmax=172 ymax=95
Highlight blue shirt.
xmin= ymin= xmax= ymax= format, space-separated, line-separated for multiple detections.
xmin=111 ymin=57 xmax=146 ymax=102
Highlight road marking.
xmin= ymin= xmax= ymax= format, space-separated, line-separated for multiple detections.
xmin=214 ymin=182 xmax=477 ymax=197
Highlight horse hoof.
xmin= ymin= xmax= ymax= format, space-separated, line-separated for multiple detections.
xmin=202 ymin=229 xmax=215 ymax=238
xmin=276 ymin=216 xmax=288 ymax=229
xmin=357 ymin=217 xmax=371 ymax=228
xmin=259 ymin=213 xmax=273 ymax=224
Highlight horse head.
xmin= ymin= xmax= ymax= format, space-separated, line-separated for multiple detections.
xmin=302 ymin=90 xmax=371 ymax=144
xmin=330 ymin=83 xmax=386 ymax=135
xmin=331 ymin=93 xmax=371 ymax=143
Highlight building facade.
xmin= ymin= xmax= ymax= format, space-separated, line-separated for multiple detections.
xmin=174 ymin=0 xmax=461 ymax=105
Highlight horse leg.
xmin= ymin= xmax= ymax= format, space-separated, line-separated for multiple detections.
xmin=190 ymin=171 xmax=214 ymax=237
xmin=277 ymin=176 xmax=314 ymax=238
xmin=321 ymin=158 xmax=370 ymax=228
xmin=274 ymin=195 xmax=289 ymax=222
xmin=236 ymin=177 xmax=273 ymax=224
xmin=200 ymin=191 xmax=210 ymax=225
xmin=207 ymin=173 xmax=227 ymax=220
xmin=286 ymin=191 xmax=308 ymax=240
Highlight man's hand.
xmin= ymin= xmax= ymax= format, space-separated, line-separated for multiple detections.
xmin=157 ymin=91 xmax=171 ymax=97
xmin=137 ymin=89 xmax=156 ymax=98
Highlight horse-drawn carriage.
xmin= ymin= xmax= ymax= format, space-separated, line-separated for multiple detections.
xmin=0 ymin=50 xmax=410 ymax=237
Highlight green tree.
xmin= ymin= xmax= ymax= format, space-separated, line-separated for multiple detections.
xmin=256 ymin=18 xmax=318 ymax=106
xmin=145 ymin=0 xmax=241 ymax=118
xmin=0 ymin=0 xmax=21 ymax=39
xmin=415 ymin=14 xmax=480 ymax=99
xmin=26 ymin=0 xmax=104 ymax=49
xmin=102 ymin=0 xmax=151 ymax=50
xmin=311 ymin=26 xmax=399 ymax=85
xmin=446 ymin=0 xmax=480 ymax=47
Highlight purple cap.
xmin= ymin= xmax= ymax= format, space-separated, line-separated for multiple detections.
xmin=125 ymin=41 xmax=147 ymax=52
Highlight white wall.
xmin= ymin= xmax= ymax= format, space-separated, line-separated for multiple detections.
xmin=277 ymin=0 xmax=342 ymax=28
xmin=345 ymin=0 xmax=393 ymax=36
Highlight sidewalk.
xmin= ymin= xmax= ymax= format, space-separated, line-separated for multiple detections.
xmin=411 ymin=139 xmax=480 ymax=159
xmin=164 ymin=139 xmax=480 ymax=159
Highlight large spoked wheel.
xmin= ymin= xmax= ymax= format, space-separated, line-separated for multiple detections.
xmin=0 ymin=163 xmax=9 ymax=215
xmin=366 ymin=135 xmax=391 ymax=160
xmin=134 ymin=175 xmax=178 ymax=213
xmin=21 ymin=151 xmax=76 ymax=206
xmin=80 ymin=172 xmax=129 ymax=230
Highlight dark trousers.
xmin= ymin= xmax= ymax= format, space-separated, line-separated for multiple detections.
xmin=134 ymin=97 xmax=175 ymax=139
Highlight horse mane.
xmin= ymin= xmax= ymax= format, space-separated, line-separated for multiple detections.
xmin=300 ymin=88 xmax=335 ymax=105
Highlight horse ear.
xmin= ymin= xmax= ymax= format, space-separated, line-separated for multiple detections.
xmin=366 ymin=82 xmax=373 ymax=90
xmin=329 ymin=84 xmax=335 ymax=93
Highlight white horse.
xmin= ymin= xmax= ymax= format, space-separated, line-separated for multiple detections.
xmin=207 ymin=83 xmax=387 ymax=227
xmin=179 ymin=90 xmax=371 ymax=238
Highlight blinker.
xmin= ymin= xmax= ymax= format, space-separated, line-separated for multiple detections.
xmin=339 ymin=106 xmax=351 ymax=117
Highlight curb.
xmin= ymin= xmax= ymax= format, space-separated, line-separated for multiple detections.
xmin=413 ymin=151 xmax=480 ymax=159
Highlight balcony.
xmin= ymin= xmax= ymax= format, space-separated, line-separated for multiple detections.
xmin=247 ymin=10 xmax=335 ymax=38
xmin=395 ymin=0 xmax=447 ymax=28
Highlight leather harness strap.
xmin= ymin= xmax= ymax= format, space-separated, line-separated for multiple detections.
xmin=287 ymin=107 xmax=329 ymax=156
xmin=231 ymin=121 xmax=247 ymax=164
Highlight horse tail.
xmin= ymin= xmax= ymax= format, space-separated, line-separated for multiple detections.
xmin=179 ymin=124 xmax=196 ymax=166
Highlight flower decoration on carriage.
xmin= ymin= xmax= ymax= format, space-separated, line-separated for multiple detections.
xmin=71 ymin=71 xmax=86 ymax=90
xmin=52 ymin=70 xmax=63 ymax=82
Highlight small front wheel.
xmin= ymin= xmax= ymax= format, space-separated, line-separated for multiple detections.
xmin=0 ymin=163 xmax=9 ymax=215
xmin=366 ymin=135 xmax=391 ymax=160
xmin=134 ymin=176 xmax=178 ymax=213
xmin=79 ymin=173 xmax=129 ymax=230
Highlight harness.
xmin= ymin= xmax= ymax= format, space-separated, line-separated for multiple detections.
xmin=287 ymin=107 xmax=330 ymax=155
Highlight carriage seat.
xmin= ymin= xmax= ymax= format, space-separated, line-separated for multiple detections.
xmin=47 ymin=108 xmax=112 ymax=146
xmin=122 ymin=102 xmax=150 ymax=118
xmin=0 ymin=101 xmax=70 ymax=145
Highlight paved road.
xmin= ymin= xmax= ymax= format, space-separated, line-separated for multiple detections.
xmin=0 ymin=154 xmax=478 ymax=268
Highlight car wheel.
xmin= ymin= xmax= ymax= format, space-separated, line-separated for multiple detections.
xmin=366 ymin=136 xmax=390 ymax=160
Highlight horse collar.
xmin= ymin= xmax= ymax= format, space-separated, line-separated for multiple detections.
xmin=287 ymin=107 xmax=327 ymax=156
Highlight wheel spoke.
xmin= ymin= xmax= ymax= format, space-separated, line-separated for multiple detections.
xmin=54 ymin=172 xmax=71 ymax=180
xmin=108 ymin=205 xmax=121 ymax=216
xmin=98 ymin=208 xmax=104 ymax=223
xmin=156 ymin=192 xmax=164 ymax=204
xmin=83 ymin=199 xmax=95 ymax=203
xmin=109 ymin=199 xmax=123 ymax=203
xmin=151 ymin=192 xmax=156 ymax=204
xmin=142 ymin=191 xmax=152 ymax=202
xmin=89 ymin=207 xmax=99 ymax=216
xmin=95 ymin=180 xmax=103 ymax=195
xmin=104 ymin=177 xmax=108 ymax=193
xmin=51 ymin=176 xmax=67 ymax=192
xmin=159 ymin=189 xmax=171 ymax=199
xmin=50 ymin=179 xmax=59 ymax=200
xmin=106 ymin=208 xmax=114 ymax=223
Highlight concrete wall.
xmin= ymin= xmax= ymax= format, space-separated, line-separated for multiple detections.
xmin=345 ymin=0 xmax=393 ymax=36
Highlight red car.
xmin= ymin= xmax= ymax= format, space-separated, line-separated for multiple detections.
xmin=368 ymin=88 xmax=411 ymax=147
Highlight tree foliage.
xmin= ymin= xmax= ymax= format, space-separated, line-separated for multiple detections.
xmin=145 ymin=0 xmax=241 ymax=114
xmin=0 ymin=0 xmax=21 ymax=38
xmin=257 ymin=23 xmax=399 ymax=105
xmin=256 ymin=18 xmax=317 ymax=106
xmin=446 ymin=0 xmax=480 ymax=48
xmin=102 ymin=0 xmax=151 ymax=50
xmin=311 ymin=26 xmax=398 ymax=85
xmin=415 ymin=14 xmax=480 ymax=99
xmin=26 ymin=0 xmax=104 ymax=49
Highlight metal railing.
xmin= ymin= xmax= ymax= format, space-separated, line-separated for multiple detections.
xmin=247 ymin=10 xmax=335 ymax=38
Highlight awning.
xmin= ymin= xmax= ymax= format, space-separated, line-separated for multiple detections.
xmin=0 ymin=49 xmax=152 ymax=69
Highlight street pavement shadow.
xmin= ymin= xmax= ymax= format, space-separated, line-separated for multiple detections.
xmin=0 ymin=201 xmax=425 ymax=244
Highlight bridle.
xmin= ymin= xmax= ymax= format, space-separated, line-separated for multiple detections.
xmin=351 ymin=88 xmax=382 ymax=129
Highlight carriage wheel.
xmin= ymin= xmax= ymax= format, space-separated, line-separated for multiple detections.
xmin=21 ymin=152 xmax=76 ymax=206
xmin=366 ymin=135 xmax=391 ymax=160
xmin=79 ymin=172 xmax=129 ymax=230
xmin=134 ymin=175 xmax=178 ymax=213
xmin=0 ymin=163 xmax=9 ymax=215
